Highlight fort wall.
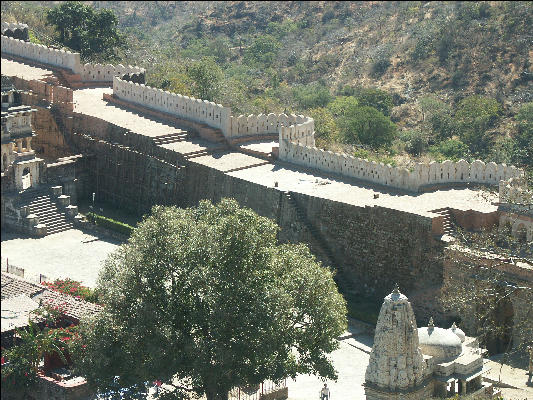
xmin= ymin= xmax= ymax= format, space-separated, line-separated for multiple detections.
xmin=228 ymin=113 xmax=314 ymax=140
xmin=1 ymin=35 xmax=81 ymax=73
xmin=1 ymin=36 xmax=144 ymax=83
xmin=112 ymin=77 xmax=231 ymax=136
xmin=280 ymin=140 xmax=523 ymax=192
xmin=65 ymin=115 xmax=444 ymax=322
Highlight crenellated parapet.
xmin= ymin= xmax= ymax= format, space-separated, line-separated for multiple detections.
xmin=1 ymin=35 xmax=144 ymax=83
xmin=1 ymin=22 xmax=29 ymax=41
xmin=112 ymin=76 xmax=231 ymax=136
xmin=228 ymin=113 xmax=314 ymax=140
xmin=499 ymin=177 xmax=533 ymax=206
xmin=80 ymin=63 xmax=145 ymax=83
xmin=280 ymin=139 xmax=523 ymax=192
xmin=1 ymin=35 xmax=81 ymax=73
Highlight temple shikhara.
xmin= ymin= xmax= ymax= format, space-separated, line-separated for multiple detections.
xmin=365 ymin=286 xmax=494 ymax=399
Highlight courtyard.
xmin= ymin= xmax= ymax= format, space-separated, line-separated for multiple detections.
xmin=1 ymin=228 xmax=121 ymax=287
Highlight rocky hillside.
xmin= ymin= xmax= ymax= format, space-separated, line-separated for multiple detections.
xmin=2 ymin=1 xmax=532 ymax=173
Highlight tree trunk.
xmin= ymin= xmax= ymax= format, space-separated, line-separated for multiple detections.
xmin=205 ymin=386 xmax=229 ymax=400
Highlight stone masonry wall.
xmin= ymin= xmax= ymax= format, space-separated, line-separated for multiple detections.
xmin=1 ymin=35 xmax=144 ymax=82
xmin=113 ymin=77 xmax=231 ymax=136
xmin=31 ymin=107 xmax=73 ymax=160
xmin=280 ymin=140 xmax=524 ymax=193
xmin=62 ymin=112 xmax=445 ymax=319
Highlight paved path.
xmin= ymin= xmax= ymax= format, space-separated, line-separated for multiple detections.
xmin=287 ymin=327 xmax=372 ymax=400
xmin=484 ymin=358 xmax=533 ymax=399
xmin=1 ymin=228 xmax=121 ymax=288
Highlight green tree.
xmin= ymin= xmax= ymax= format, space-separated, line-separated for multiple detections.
xmin=515 ymin=102 xmax=533 ymax=171
xmin=429 ymin=138 xmax=470 ymax=161
xmin=418 ymin=95 xmax=456 ymax=141
xmin=310 ymin=107 xmax=339 ymax=141
xmin=244 ymin=34 xmax=281 ymax=66
xmin=327 ymin=96 xmax=359 ymax=118
xmin=455 ymin=95 xmax=501 ymax=154
xmin=342 ymin=106 xmax=397 ymax=149
xmin=293 ymin=83 xmax=333 ymax=109
xmin=73 ymin=199 xmax=347 ymax=400
xmin=186 ymin=57 xmax=224 ymax=101
xmin=46 ymin=1 xmax=123 ymax=60
xmin=354 ymin=88 xmax=394 ymax=117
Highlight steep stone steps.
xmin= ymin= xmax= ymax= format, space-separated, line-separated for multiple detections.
xmin=431 ymin=208 xmax=455 ymax=236
xmin=184 ymin=146 xmax=228 ymax=160
xmin=152 ymin=131 xmax=188 ymax=146
xmin=282 ymin=190 xmax=337 ymax=268
xmin=20 ymin=191 xmax=74 ymax=235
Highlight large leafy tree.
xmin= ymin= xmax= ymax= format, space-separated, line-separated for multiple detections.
xmin=46 ymin=1 xmax=123 ymax=60
xmin=186 ymin=57 xmax=223 ymax=101
xmin=73 ymin=199 xmax=347 ymax=400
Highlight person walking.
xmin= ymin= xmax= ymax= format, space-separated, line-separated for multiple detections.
xmin=320 ymin=383 xmax=330 ymax=400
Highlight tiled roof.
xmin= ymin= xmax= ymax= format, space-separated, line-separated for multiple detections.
xmin=34 ymin=290 xmax=102 ymax=321
xmin=1 ymin=272 xmax=103 ymax=332
xmin=1 ymin=294 xmax=40 ymax=333
xmin=1 ymin=272 xmax=45 ymax=300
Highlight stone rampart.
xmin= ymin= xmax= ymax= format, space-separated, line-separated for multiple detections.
xmin=280 ymin=140 xmax=523 ymax=192
xmin=113 ymin=76 xmax=231 ymax=136
xmin=228 ymin=113 xmax=314 ymax=140
xmin=1 ymin=22 xmax=29 ymax=33
xmin=1 ymin=35 xmax=144 ymax=83
xmin=80 ymin=62 xmax=144 ymax=83
xmin=11 ymin=76 xmax=74 ymax=113
xmin=499 ymin=177 xmax=533 ymax=207
xmin=1 ymin=35 xmax=81 ymax=73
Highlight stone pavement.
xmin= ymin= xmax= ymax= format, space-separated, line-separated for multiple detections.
xmin=1 ymin=228 xmax=121 ymax=288
xmin=484 ymin=358 xmax=533 ymax=400
xmin=287 ymin=325 xmax=373 ymax=400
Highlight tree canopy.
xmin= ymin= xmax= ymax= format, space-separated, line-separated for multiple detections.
xmin=186 ymin=57 xmax=224 ymax=101
xmin=73 ymin=199 xmax=347 ymax=400
xmin=46 ymin=1 xmax=124 ymax=60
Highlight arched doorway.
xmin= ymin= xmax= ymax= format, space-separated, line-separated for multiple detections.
xmin=22 ymin=167 xmax=31 ymax=190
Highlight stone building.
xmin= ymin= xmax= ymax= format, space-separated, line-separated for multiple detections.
xmin=365 ymin=287 xmax=495 ymax=399
xmin=1 ymin=75 xmax=42 ymax=192
xmin=1 ymin=75 xmax=80 ymax=236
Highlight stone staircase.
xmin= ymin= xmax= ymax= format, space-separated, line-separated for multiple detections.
xmin=152 ymin=131 xmax=189 ymax=146
xmin=183 ymin=146 xmax=229 ymax=160
xmin=431 ymin=207 xmax=455 ymax=236
xmin=17 ymin=185 xmax=78 ymax=236
xmin=282 ymin=190 xmax=337 ymax=268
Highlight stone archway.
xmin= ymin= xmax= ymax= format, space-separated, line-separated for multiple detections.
xmin=22 ymin=167 xmax=31 ymax=190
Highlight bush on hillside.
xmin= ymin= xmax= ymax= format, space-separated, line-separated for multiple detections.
xmin=342 ymin=106 xmax=397 ymax=149
xmin=455 ymin=95 xmax=501 ymax=154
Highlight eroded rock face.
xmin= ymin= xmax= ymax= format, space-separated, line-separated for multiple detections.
xmin=365 ymin=288 xmax=429 ymax=392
